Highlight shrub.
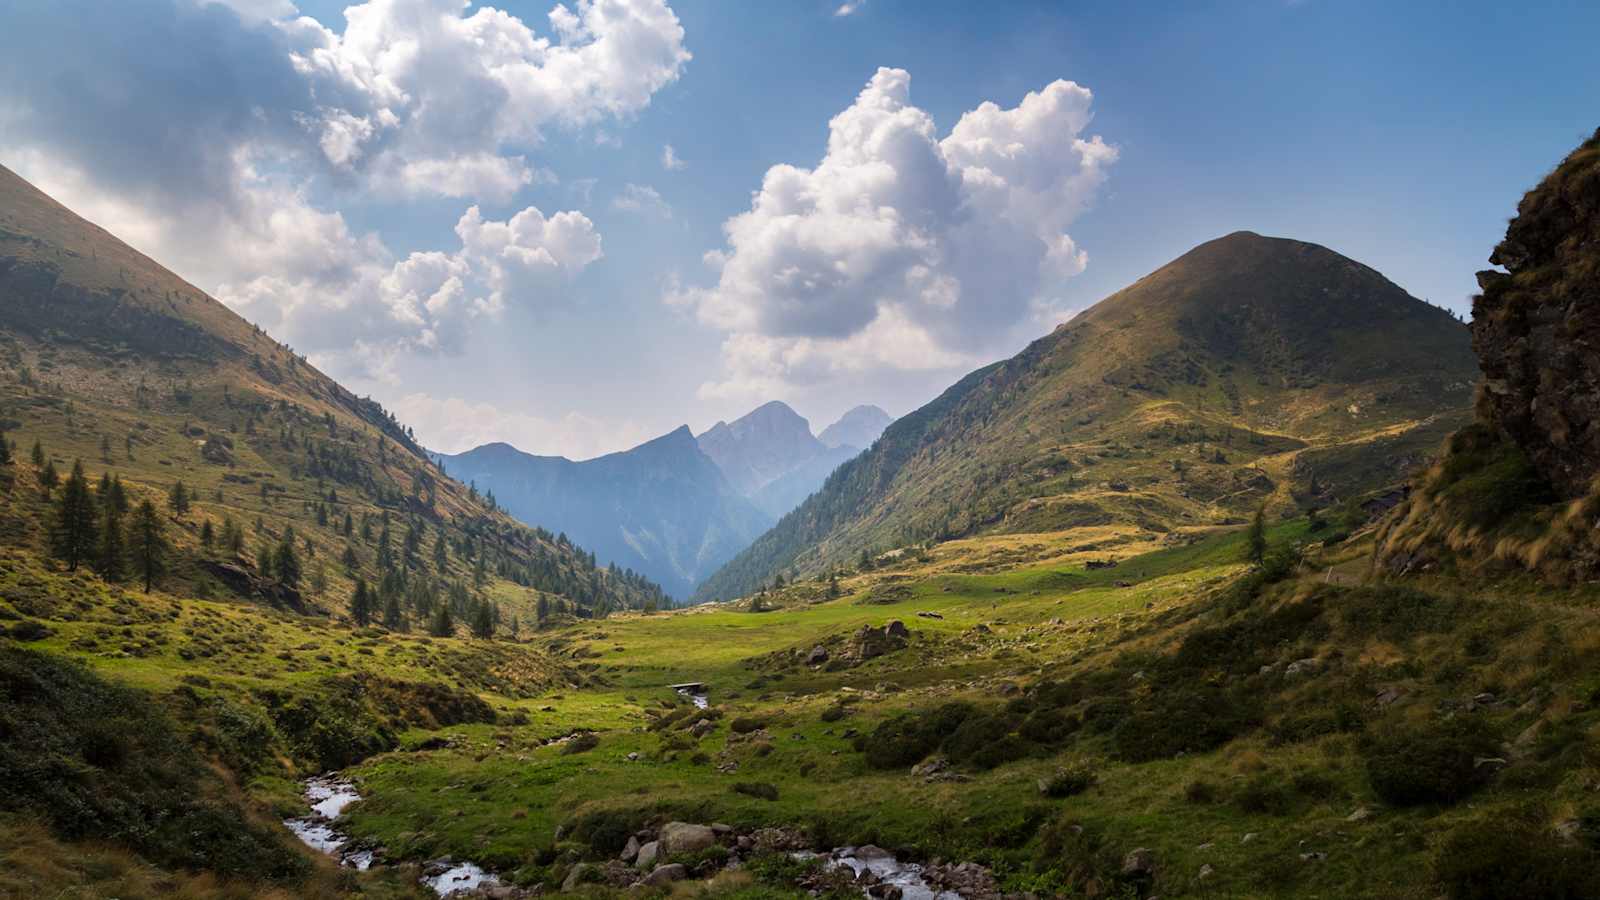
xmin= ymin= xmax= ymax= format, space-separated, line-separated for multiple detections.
xmin=733 ymin=781 xmax=779 ymax=801
xmin=1039 ymin=764 xmax=1096 ymax=798
xmin=730 ymin=716 xmax=767 ymax=734
xmin=1183 ymin=779 xmax=1218 ymax=804
xmin=1433 ymin=818 xmax=1597 ymax=899
xmin=820 ymin=705 xmax=847 ymax=722
xmin=860 ymin=702 xmax=974 ymax=769
xmin=1111 ymin=686 xmax=1261 ymax=762
xmin=1362 ymin=718 xmax=1499 ymax=806
xmin=561 ymin=732 xmax=600 ymax=755
xmin=564 ymin=808 xmax=639 ymax=856
xmin=1020 ymin=708 xmax=1078 ymax=744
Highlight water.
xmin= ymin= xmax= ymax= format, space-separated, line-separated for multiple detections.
xmin=676 ymin=686 xmax=709 ymax=709
xmin=424 ymin=861 xmax=500 ymax=896
xmin=285 ymin=776 xmax=499 ymax=895
xmin=815 ymin=846 xmax=962 ymax=900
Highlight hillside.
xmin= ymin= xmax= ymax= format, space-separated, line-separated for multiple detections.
xmin=696 ymin=232 xmax=1478 ymax=602
xmin=439 ymin=429 xmax=772 ymax=600
xmin=0 ymin=163 xmax=663 ymax=619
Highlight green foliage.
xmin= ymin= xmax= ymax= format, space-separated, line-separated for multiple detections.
xmin=1037 ymin=764 xmax=1096 ymax=798
xmin=49 ymin=459 xmax=97 ymax=570
xmin=0 ymin=646 xmax=306 ymax=880
xmin=1433 ymin=817 xmax=1598 ymax=900
xmin=732 ymin=781 xmax=779 ymax=801
xmin=1361 ymin=717 xmax=1499 ymax=806
xmin=1110 ymin=684 xmax=1262 ymax=762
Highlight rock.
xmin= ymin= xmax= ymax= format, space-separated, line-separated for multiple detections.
xmin=620 ymin=836 xmax=640 ymax=863
xmin=1284 ymin=657 xmax=1320 ymax=677
xmin=1346 ymin=807 xmax=1372 ymax=822
xmin=690 ymin=719 xmax=715 ymax=737
xmin=626 ymin=752 xmax=639 ymax=761
xmin=1198 ymin=863 xmax=1214 ymax=881
xmin=1122 ymin=848 xmax=1156 ymax=879
xmin=736 ymin=835 xmax=753 ymax=851
xmin=807 ymin=645 xmax=830 ymax=665
xmin=853 ymin=844 xmax=893 ymax=860
xmin=643 ymin=864 xmax=687 ymax=886
xmin=916 ymin=610 xmax=944 ymax=619
xmin=659 ymin=822 xmax=716 ymax=856
xmin=1472 ymin=127 xmax=1600 ymax=499
xmin=1374 ymin=686 xmax=1406 ymax=707
xmin=562 ymin=862 xmax=596 ymax=892
xmin=711 ymin=823 xmax=733 ymax=836
xmin=884 ymin=620 xmax=909 ymax=639
xmin=635 ymin=841 xmax=660 ymax=870
xmin=1300 ymin=852 xmax=1327 ymax=863
xmin=1241 ymin=833 xmax=1258 ymax=844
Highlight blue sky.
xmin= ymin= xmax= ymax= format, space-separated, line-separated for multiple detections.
xmin=3 ymin=0 xmax=1596 ymax=458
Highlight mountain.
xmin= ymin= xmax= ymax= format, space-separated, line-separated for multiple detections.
xmin=695 ymin=400 xmax=827 ymax=495
xmin=0 ymin=162 xmax=664 ymax=619
xmin=695 ymin=231 xmax=1479 ymax=601
xmin=437 ymin=428 xmax=772 ymax=600
xmin=819 ymin=404 xmax=893 ymax=449
xmin=747 ymin=442 xmax=862 ymax=519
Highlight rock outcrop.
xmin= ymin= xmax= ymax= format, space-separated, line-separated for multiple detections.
xmin=1472 ymin=127 xmax=1600 ymax=498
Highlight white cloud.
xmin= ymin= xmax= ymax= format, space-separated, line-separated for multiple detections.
xmin=661 ymin=143 xmax=686 ymax=170
xmin=833 ymin=0 xmax=866 ymax=17
xmin=283 ymin=0 xmax=692 ymax=197
xmin=393 ymin=392 xmax=655 ymax=459
xmin=612 ymin=183 xmax=672 ymax=217
xmin=671 ymin=67 xmax=1115 ymax=401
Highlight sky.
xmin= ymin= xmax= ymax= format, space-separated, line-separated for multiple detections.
xmin=2 ymin=0 xmax=1597 ymax=460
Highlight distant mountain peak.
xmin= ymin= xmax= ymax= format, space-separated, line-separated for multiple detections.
xmin=696 ymin=401 xmax=824 ymax=495
xmin=819 ymin=405 xmax=893 ymax=449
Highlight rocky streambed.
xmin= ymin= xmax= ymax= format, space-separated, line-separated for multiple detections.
xmin=284 ymin=776 xmax=505 ymax=897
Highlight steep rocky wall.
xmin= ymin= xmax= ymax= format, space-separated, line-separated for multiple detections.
xmin=1472 ymin=127 xmax=1600 ymax=498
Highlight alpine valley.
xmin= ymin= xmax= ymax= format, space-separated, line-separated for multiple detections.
xmin=3 ymin=21 xmax=1600 ymax=900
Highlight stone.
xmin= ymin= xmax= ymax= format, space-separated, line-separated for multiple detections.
xmin=807 ymin=645 xmax=830 ymax=665
xmin=643 ymin=864 xmax=687 ymax=886
xmin=659 ymin=822 xmax=716 ymax=856
xmin=1122 ymin=848 xmax=1156 ymax=879
xmin=1241 ymin=833 xmax=1257 ymax=844
xmin=1346 ymin=807 xmax=1372 ymax=822
xmin=620 ymin=836 xmax=640 ymax=863
xmin=635 ymin=841 xmax=660 ymax=870
xmin=690 ymin=719 xmax=715 ymax=737
xmin=885 ymin=620 xmax=909 ymax=639
xmin=1198 ymin=863 xmax=1214 ymax=881
xmin=1284 ymin=657 xmax=1320 ymax=677
xmin=711 ymin=823 xmax=733 ymax=836
xmin=562 ymin=862 xmax=596 ymax=892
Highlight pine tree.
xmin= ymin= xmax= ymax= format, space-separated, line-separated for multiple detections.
xmin=168 ymin=480 xmax=189 ymax=514
xmin=1247 ymin=503 xmax=1269 ymax=567
xmin=470 ymin=599 xmax=495 ymax=639
xmin=429 ymin=602 xmax=454 ymax=637
xmin=274 ymin=538 xmax=302 ymax=589
xmin=536 ymin=594 xmax=550 ymax=623
xmin=382 ymin=592 xmax=405 ymax=632
xmin=38 ymin=459 xmax=58 ymax=496
xmin=105 ymin=475 xmax=128 ymax=513
xmin=342 ymin=512 xmax=353 ymax=537
xmin=30 ymin=439 xmax=44 ymax=467
xmin=256 ymin=540 xmax=275 ymax=579
xmin=350 ymin=578 xmax=373 ymax=627
xmin=50 ymin=461 xmax=98 ymax=570
xmin=129 ymin=500 xmax=167 ymax=593
xmin=341 ymin=543 xmax=358 ymax=571
xmin=98 ymin=492 xmax=126 ymax=581
xmin=200 ymin=519 xmax=215 ymax=551
xmin=433 ymin=533 xmax=448 ymax=571
xmin=0 ymin=428 xmax=11 ymax=465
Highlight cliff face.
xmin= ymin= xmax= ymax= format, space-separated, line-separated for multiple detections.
xmin=1472 ymin=128 xmax=1600 ymax=498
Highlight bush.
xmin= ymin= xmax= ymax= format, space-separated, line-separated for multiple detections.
xmin=561 ymin=732 xmax=600 ymax=755
xmin=1338 ymin=585 xmax=1462 ymax=641
xmin=860 ymin=702 xmax=974 ymax=769
xmin=733 ymin=781 xmax=779 ymax=801
xmin=820 ymin=705 xmax=847 ymax=722
xmin=564 ymin=808 xmax=639 ymax=856
xmin=1362 ymin=718 xmax=1499 ymax=806
xmin=1039 ymin=764 xmax=1096 ymax=798
xmin=1433 ymin=818 xmax=1597 ymax=899
xmin=730 ymin=716 xmax=767 ymax=734
xmin=1111 ymin=686 xmax=1261 ymax=762
xmin=1020 ymin=708 xmax=1078 ymax=744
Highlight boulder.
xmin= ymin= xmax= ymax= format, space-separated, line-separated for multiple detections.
xmin=658 ymin=822 xmax=716 ymax=856
xmin=643 ymin=864 xmax=687 ymax=886
xmin=884 ymin=620 xmax=909 ymax=639
xmin=620 ymin=836 xmax=640 ymax=863
xmin=1122 ymin=848 xmax=1157 ymax=879
xmin=635 ymin=841 xmax=660 ymax=870
xmin=807 ymin=645 xmax=830 ymax=665
xmin=562 ymin=862 xmax=596 ymax=892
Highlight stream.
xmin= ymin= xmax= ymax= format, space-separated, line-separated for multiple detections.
xmin=799 ymin=847 xmax=963 ymax=900
xmin=675 ymin=685 xmax=709 ymax=709
xmin=285 ymin=776 xmax=501 ymax=896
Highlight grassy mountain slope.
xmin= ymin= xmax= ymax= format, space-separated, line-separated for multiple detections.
xmin=0 ymin=162 xmax=662 ymax=619
xmin=440 ymin=428 xmax=772 ymax=601
xmin=696 ymin=232 xmax=1477 ymax=602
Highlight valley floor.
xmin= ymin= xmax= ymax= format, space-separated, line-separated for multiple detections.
xmin=9 ymin=512 xmax=1600 ymax=899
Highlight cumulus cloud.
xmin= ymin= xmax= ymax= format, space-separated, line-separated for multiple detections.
xmin=661 ymin=143 xmax=686 ymax=170
xmin=670 ymin=67 xmax=1115 ymax=402
xmin=0 ymin=0 xmax=687 ymax=384
xmin=283 ymin=0 xmax=691 ymax=195
xmin=392 ymin=392 xmax=655 ymax=459
xmin=834 ymin=1 xmax=867 ymax=17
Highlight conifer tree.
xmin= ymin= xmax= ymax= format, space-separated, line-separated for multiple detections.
xmin=129 ymin=500 xmax=167 ymax=593
xmin=274 ymin=538 xmax=302 ymax=589
xmin=1247 ymin=503 xmax=1269 ymax=567
xmin=98 ymin=491 xmax=126 ymax=581
xmin=200 ymin=519 xmax=215 ymax=551
xmin=168 ymin=480 xmax=189 ymax=514
xmin=38 ymin=459 xmax=58 ymax=496
xmin=429 ymin=602 xmax=453 ymax=637
xmin=0 ymin=427 xmax=10 ymax=465
xmin=350 ymin=578 xmax=373 ymax=627
xmin=382 ymin=593 xmax=405 ymax=632
xmin=470 ymin=599 xmax=495 ymax=639
xmin=51 ymin=461 xmax=98 ymax=571
xmin=31 ymin=439 xmax=44 ymax=467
